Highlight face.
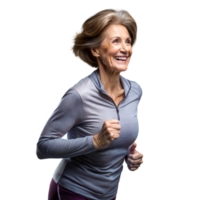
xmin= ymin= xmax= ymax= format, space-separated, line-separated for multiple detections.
xmin=92 ymin=24 xmax=132 ymax=73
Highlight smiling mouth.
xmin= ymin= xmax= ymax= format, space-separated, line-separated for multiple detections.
xmin=114 ymin=56 xmax=128 ymax=61
xmin=115 ymin=58 xmax=127 ymax=63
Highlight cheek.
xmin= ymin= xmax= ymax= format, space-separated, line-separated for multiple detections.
xmin=108 ymin=46 xmax=119 ymax=62
xmin=110 ymin=57 xmax=115 ymax=65
xmin=129 ymin=49 xmax=134 ymax=56
xmin=130 ymin=50 xmax=134 ymax=60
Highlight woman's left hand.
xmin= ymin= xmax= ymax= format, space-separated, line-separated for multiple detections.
xmin=126 ymin=143 xmax=143 ymax=171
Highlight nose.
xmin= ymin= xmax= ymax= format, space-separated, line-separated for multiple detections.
xmin=120 ymin=42 xmax=129 ymax=53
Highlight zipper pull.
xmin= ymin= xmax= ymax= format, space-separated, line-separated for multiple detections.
xmin=116 ymin=107 xmax=119 ymax=113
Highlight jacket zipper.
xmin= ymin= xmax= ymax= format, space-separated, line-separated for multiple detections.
xmin=107 ymin=96 xmax=121 ymax=120
xmin=103 ymin=92 xmax=126 ymax=121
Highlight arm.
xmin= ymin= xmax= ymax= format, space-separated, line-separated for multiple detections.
xmin=36 ymin=89 xmax=96 ymax=159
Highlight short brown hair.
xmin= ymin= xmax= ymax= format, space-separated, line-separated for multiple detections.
xmin=72 ymin=9 xmax=137 ymax=68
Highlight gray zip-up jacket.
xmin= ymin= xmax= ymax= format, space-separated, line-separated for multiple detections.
xmin=36 ymin=68 xmax=142 ymax=200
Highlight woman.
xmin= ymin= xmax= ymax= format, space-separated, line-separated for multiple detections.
xmin=36 ymin=9 xmax=143 ymax=200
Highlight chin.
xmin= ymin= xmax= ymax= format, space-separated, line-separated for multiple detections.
xmin=115 ymin=65 xmax=128 ymax=72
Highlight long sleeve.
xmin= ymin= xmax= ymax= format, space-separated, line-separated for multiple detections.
xmin=36 ymin=89 xmax=96 ymax=159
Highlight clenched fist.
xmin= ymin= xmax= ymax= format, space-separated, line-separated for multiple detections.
xmin=93 ymin=119 xmax=121 ymax=149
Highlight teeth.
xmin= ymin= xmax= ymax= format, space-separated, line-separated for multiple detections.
xmin=115 ymin=57 xmax=127 ymax=60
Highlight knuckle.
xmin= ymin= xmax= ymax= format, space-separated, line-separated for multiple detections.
xmin=141 ymin=160 xmax=145 ymax=165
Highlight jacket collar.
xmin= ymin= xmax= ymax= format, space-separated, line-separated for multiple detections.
xmin=89 ymin=68 xmax=131 ymax=97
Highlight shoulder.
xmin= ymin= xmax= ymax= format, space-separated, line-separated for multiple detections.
xmin=61 ymin=89 xmax=82 ymax=104
xmin=129 ymin=80 xmax=143 ymax=98
xmin=129 ymin=79 xmax=144 ymax=90
xmin=61 ymin=76 xmax=90 ymax=100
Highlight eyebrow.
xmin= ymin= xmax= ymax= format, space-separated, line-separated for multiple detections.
xmin=110 ymin=36 xmax=131 ymax=40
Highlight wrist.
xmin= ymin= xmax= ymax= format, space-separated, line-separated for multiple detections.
xmin=93 ymin=134 xmax=101 ymax=149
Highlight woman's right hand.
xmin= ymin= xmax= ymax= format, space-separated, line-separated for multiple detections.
xmin=93 ymin=119 xmax=121 ymax=149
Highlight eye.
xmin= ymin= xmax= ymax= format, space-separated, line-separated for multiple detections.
xmin=113 ymin=39 xmax=131 ymax=44
xmin=113 ymin=39 xmax=119 ymax=43
xmin=126 ymin=39 xmax=131 ymax=44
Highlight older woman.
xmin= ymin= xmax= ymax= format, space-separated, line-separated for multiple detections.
xmin=36 ymin=9 xmax=143 ymax=200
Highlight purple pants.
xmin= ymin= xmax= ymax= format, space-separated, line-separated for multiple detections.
xmin=48 ymin=178 xmax=116 ymax=200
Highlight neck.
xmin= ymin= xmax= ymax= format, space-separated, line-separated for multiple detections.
xmin=97 ymin=66 xmax=124 ymax=98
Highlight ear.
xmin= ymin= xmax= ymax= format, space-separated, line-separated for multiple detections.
xmin=90 ymin=47 xmax=100 ymax=58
